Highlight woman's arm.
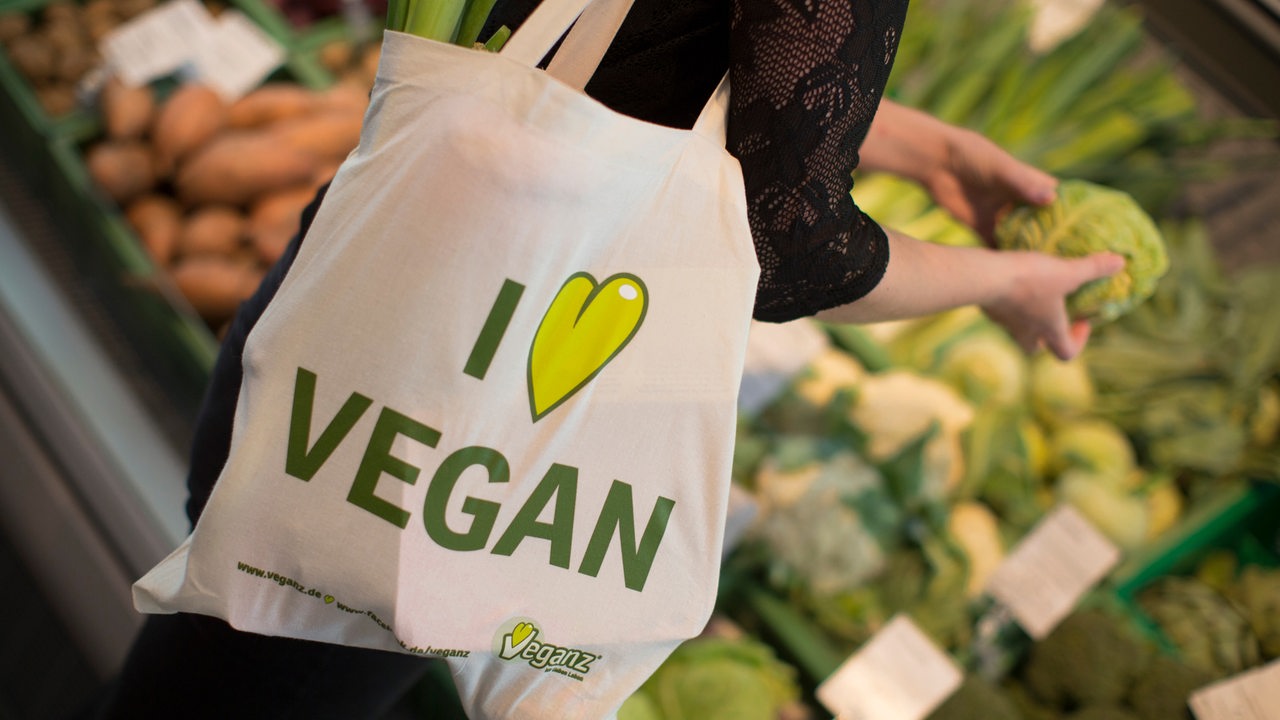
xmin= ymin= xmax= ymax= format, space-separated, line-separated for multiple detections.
xmin=860 ymin=99 xmax=1059 ymax=242
xmin=815 ymin=229 xmax=1123 ymax=359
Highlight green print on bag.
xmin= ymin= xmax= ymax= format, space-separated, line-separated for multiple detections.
xmin=464 ymin=273 xmax=648 ymax=421
xmin=493 ymin=618 xmax=599 ymax=681
xmin=284 ymin=368 xmax=675 ymax=592
xmin=527 ymin=272 xmax=648 ymax=421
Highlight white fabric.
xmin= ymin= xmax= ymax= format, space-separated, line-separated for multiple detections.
xmin=133 ymin=7 xmax=758 ymax=718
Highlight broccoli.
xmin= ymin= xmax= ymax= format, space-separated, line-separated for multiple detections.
xmin=926 ymin=676 xmax=1020 ymax=720
xmin=1127 ymin=653 xmax=1212 ymax=720
xmin=1067 ymin=706 xmax=1142 ymax=720
xmin=1021 ymin=608 xmax=1152 ymax=709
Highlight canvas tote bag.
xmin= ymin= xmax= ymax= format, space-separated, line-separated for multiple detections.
xmin=134 ymin=0 xmax=759 ymax=715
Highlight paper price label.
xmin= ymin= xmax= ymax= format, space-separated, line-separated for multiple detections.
xmin=816 ymin=615 xmax=963 ymax=720
xmin=1190 ymin=659 xmax=1280 ymax=720
xmin=985 ymin=504 xmax=1120 ymax=639
xmin=187 ymin=11 xmax=286 ymax=101
xmin=100 ymin=0 xmax=284 ymax=100
xmin=101 ymin=0 xmax=217 ymax=87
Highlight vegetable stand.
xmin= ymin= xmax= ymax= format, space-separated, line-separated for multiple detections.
xmin=1 ymin=0 xmax=1279 ymax=718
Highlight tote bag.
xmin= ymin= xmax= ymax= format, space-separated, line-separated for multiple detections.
xmin=134 ymin=0 xmax=760 ymax=715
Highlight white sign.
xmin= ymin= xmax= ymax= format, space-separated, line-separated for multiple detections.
xmin=985 ymin=505 xmax=1121 ymax=639
xmin=101 ymin=0 xmax=285 ymax=100
xmin=1190 ymin=659 xmax=1280 ymax=720
xmin=816 ymin=615 xmax=964 ymax=720
xmin=187 ymin=11 xmax=287 ymax=101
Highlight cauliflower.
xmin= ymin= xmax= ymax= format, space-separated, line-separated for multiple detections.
xmin=1029 ymin=352 xmax=1096 ymax=427
xmin=1048 ymin=417 xmax=1137 ymax=487
xmin=936 ymin=329 xmax=1028 ymax=406
xmin=849 ymin=369 xmax=975 ymax=494
xmin=752 ymin=452 xmax=893 ymax=597
xmin=1056 ymin=469 xmax=1150 ymax=550
xmin=996 ymin=179 xmax=1169 ymax=324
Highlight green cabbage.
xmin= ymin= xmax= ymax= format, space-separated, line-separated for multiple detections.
xmin=996 ymin=179 xmax=1169 ymax=324
xmin=631 ymin=636 xmax=801 ymax=720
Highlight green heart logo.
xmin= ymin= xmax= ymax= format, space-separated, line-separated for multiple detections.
xmin=528 ymin=273 xmax=647 ymax=421
xmin=511 ymin=621 xmax=535 ymax=647
xmin=324 ymin=595 xmax=334 ymax=604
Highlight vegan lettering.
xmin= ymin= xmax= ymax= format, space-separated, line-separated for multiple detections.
xmin=284 ymin=367 xmax=674 ymax=592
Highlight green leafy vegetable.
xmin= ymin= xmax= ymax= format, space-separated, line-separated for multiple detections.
xmin=996 ymin=179 xmax=1169 ymax=324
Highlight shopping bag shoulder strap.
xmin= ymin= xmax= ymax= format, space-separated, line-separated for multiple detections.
xmin=501 ymin=0 xmax=728 ymax=146
xmin=500 ymin=0 xmax=633 ymax=87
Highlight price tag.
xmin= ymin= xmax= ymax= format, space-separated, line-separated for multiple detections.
xmin=100 ymin=0 xmax=285 ymax=100
xmin=738 ymin=319 xmax=829 ymax=416
xmin=100 ymin=0 xmax=217 ymax=87
xmin=816 ymin=615 xmax=963 ymax=720
xmin=187 ymin=11 xmax=286 ymax=101
xmin=1189 ymin=659 xmax=1280 ymax=720
xmin=984 ymin=505 xmax=1120 ymax=639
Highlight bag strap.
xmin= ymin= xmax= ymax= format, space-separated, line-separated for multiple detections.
xmin=544 ymin=0 xmax=635 ymax=90
xmin=500 ymin=0 xmax=729 ymax=145
xmin=500 ymin=0 xmax=628 ymax=80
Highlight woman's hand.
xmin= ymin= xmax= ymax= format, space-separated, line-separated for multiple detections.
xmin=981 ymin=250 xmax=1125 ymax=359
xmin=816 ymin=232 xmax=1124 ymax=360
xmin=860 ymin=100 xmax=1058 ymax=242
xmin=922 ymin=128 xmax=1058 ymax=243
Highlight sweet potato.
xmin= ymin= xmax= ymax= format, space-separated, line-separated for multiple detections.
xmin=226 ymin=83 xmax=318 ymax=129
xmin=175 ymin=131 xmax=317 ymax=206
xmin=178 ymin=206 xmax=245 ymax=258
xmin=101 ymin=76 xmax=154 ymax=140
xmin=247 ymin=186 xmax=315 ymax=264
xmin=86 ymin=140 xmax=155 ymax=203
xmin=170 ymin=255 xmax=263 ymax=326
xmin=152 ymin=83 xmax=227 ymax=177
xmin=318 ymin=80 xmax=370 ymax=116
xmin=269 ymin=110 xmax=364 ymax=162
xmin=125 ymin=194 xmax=182 ymax=267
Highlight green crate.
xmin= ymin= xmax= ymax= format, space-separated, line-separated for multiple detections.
xmin=1112 ymin=481 xmax=1280 ymax=597
xmin=1107 ymin=480 xmax=1280 ymax=656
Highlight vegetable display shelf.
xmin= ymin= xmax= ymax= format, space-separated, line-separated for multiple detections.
xmin=1111 ymin=480 xmax=1280 ymax=626
xmin=0 ymin=0 xmax=341 ymax=420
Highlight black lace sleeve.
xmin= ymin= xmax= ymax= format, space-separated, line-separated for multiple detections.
xmin=484 ymin=0 xmax=908 ymax=323
xmin=729 ymin=0 xmax=908 ymax=322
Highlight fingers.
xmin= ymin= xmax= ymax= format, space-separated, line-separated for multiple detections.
xmin=1003 ymin=157 xmax=1058 ymax=206
xmin=1071 ymin=252 xmax=1127 ymax=288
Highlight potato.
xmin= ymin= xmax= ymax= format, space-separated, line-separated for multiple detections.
xmin=55 ymin=46 xmax=96 ymax=83
xmin=269 ymin=110 xmax=364 ymax=162
xmin=176 ymin=131 xmax=317 ymax=206
xmin=8 ymin=35 xmax=55 ymax=82
xmin=85 ymin=140 xmax=154 ymax=203
xmin=152 ymin=83 xmax=228 ymax=177
xmin=318 ymin=80 xmax=370 ymax=116
xmin=170 ymin=255 xmax=264 ymax=327
xmin=101 ymin=76 xmax=154 ymax=140
xmin=247 ymin=186 xmax=315 ymax=264
xmin=36 ymin=85 xmax=79 ymax=116
xmin=226 ymin=83 xmax=318 ymax=129
xmin=125 ymin=194 xmax=182 ymax=267
xmin=178 ymin=206 xmax=245 ymax=258
xmin=0 ymin=13 xmax=32 ymax=43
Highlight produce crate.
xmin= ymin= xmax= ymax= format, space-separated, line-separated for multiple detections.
xmin=1109 ymin=480 xmax=1280 ymax=653
xmin=1 ymin=0 xmax=348 ymax=423
xmin=1112 ymin=481 xmax=1280 ymax=595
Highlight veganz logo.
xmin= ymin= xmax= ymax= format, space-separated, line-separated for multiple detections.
xmin=494 ymin=619 xmax=598 ymax=681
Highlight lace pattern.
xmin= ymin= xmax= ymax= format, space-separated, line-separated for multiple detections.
xmin=728 ymin=0 xmax=908 ymax=322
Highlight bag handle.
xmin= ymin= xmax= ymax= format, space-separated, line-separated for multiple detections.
xmin=500 ymin=0 xmax=729 ymax=144
xmin=500 ymin=0 xmax=631 ymax=84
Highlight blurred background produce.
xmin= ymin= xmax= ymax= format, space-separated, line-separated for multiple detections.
xmin=0 ymin=0 xmax=1276 ymax=717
